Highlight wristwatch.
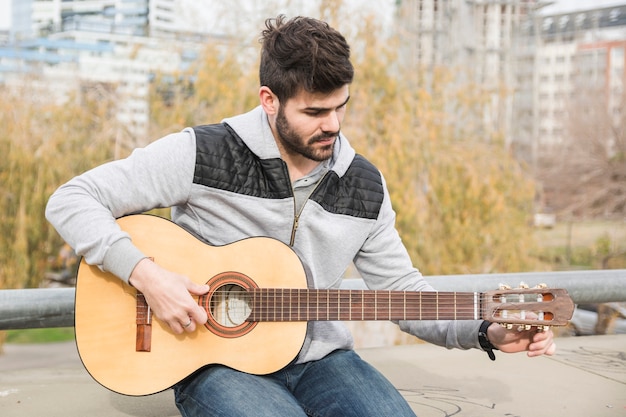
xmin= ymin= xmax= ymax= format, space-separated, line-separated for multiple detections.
xmin=478 ymin=320 xmax=498 ymax=361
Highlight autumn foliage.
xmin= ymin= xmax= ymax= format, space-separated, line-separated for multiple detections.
xmin=0 ymin=82 xmax=119 ymax=289
xmin=0 ymin=12 xmax=540 ymax=290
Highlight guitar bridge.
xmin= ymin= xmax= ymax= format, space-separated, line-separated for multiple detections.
xmin=136 ymin=292 xmax=152 ymax=352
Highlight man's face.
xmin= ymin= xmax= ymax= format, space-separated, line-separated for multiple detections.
xmin=274 ymin=85 xmax=350 ymax=163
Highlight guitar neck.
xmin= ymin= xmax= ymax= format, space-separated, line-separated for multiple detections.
xmin=247 ymin=289 xmax=480 ymax=322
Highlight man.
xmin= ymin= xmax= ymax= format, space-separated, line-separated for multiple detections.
xmin=46 ymin=15 xmax=555 ymax=417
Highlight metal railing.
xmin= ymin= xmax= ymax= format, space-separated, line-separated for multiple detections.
xmin=1 ymin=269 xmax=625 ymax=330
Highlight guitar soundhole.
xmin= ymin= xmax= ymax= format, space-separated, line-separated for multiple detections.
xmin=200 ymin=272 xmax=258 ymax=338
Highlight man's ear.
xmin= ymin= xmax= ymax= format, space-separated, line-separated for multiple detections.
xmin=259 ymin=86 xmax=279 ymax=115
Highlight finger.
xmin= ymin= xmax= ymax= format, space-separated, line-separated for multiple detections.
xmin=170 ymin=320 xmax=186 ymax=335
xmin=184 ymin=281 xmax=210 ymax=324
xmin=528 ymin=340 xmax=556 ymax=357
xmin=188 ymin=282 xmax=211 ymax=295
xmin=534 ymin=328 xmax=553 ymax=344
xmin=169 ymin=316 xmax=194 ymax=334
xmin=168 ymin=312 xmax=195 ymax=334
xmin=180 ymin=303 xmax=208 ymax=332
xmin=527 ymin=330 xmax=555 ymax=357
xmin=181 ymin=317 xmax=195 ymax=333
xmin=187 ymin=301 xmax=208 ymax=324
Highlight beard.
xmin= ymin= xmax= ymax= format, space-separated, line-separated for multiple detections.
xmin=275 ymin=107 xmax=338 ymax=162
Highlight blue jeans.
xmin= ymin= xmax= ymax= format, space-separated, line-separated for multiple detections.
xmin=173 ymin=349 xmax=416 ymax=417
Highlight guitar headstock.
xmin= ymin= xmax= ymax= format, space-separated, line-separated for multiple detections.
xmin=482 ymin=283 xmax=575 ymax=330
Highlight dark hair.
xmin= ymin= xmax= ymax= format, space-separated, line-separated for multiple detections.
xmin=259 ymin=15 xmax=354 ymax=101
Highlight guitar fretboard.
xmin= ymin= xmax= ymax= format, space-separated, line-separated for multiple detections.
xmin=247 ymin=289 xmax=480 ymax=322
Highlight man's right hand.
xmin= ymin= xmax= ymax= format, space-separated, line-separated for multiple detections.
xmin=128 ymin=258 xmax=210 ymax=334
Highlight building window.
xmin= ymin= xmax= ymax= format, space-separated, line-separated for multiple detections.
xmin=543 ymin=17 xmax=553 ymax=32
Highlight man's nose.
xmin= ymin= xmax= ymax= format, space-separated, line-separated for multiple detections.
xmin=321 ymin=111 xmax=340 ymax=133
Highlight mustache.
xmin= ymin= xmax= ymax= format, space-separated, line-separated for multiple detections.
xmin=309 ymin=132 xmax=340 ymax=144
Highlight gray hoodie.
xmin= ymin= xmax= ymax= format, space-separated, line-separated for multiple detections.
xmin=46 ymin=106 xmax=482 ymax=364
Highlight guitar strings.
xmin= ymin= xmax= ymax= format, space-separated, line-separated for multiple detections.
xmin=203 ymin=289 xmax=548 ymax=304
xmin=201 ymin=289 xmax=551 ymax=322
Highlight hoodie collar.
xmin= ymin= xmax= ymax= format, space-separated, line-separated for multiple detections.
xmin=223 ymin=106 xmax=356 ymax=177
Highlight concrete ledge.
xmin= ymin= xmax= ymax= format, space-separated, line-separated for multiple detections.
xmin=1 ymin=335 xmax=625 ymax=416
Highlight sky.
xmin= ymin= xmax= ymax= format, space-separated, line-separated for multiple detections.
xmin=0 ymin=0 xmax=9 ymax=29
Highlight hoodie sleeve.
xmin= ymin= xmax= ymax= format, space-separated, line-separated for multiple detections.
xmin=45 ymin=129 xmax=197 ymax=282
xmin=353 ymin=173 xmax=482 ymax=350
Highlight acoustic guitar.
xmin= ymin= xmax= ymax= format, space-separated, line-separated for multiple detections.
xmin=74 ymin=214 xmax=575 ymax=396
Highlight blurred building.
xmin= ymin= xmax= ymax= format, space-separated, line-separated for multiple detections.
xmin=0 ymin=0 xmax=33 ymax=42
xmin=394 ymin=0 xmax=626 ymax=175
xmin=0 ymin=0 xmax=217 ymax=141
xmin=513 ymin=1 xmax=626 ymax=169
xmin=395 ymin=0 xmax=543 ymax=147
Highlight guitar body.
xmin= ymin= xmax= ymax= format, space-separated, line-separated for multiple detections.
xmin=75 ymin=215 xmax=576 ymax=396
xmin=75 ymin=215 xmax=308 ymax=396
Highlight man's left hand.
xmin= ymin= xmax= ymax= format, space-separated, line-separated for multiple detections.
xmin=487 ymin=322 xmax=557 ymax=357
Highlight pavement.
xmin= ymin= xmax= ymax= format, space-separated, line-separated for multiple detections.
xmin=1 ymin=335 xmax=625 ymax=417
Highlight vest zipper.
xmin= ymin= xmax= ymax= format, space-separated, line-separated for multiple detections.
xmin=289 ymin=171 xmax=329 ymax=246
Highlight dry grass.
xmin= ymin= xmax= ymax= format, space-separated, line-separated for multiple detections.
xmin=534 ymin=220 xmax=626 ymax=249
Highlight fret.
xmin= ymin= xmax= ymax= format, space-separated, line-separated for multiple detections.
xmin=253 ymin=289 xmax=257 ymax=321
xmin=453 ymin=291 xmax=456 ymax=320
xmin=474 ymin=292 xmax=479 ymax=320
xmin=315 ymin=289 xmax=319 ymax=321
xmin=256 ymin=288 xmax=262 ymax=321
xmin=403 ymin=291 xmax=407 ymax=320
xmin=419 ymin=291 xmax=422 ymax=320
xmin=347 ymin=290 xmax=353 ymax=321
xmin=361 ymin=290 xmax=364 ymax=320
xmin=336 ymin=289 xmax=340 ymax=320
xmin=374 ymin=291 xmax=377 ymax=321
xmin=256 ymin=288 xmax=261 ymax=322
xmin=295 ymin=288 xmax=300 ymax=321
xmin=251 ymin=289 xmax=257 ymax=321
xmin=326 ymin=289 xmax=330 ymax=320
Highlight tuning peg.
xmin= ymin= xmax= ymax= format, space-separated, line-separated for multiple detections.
xmin=535 ymin=283 xmax=548 ymax=289
xmin=518 ymin=282 xmax=529 ymax=289
xmin=499 ymin=283 xmax=512 ymax=290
